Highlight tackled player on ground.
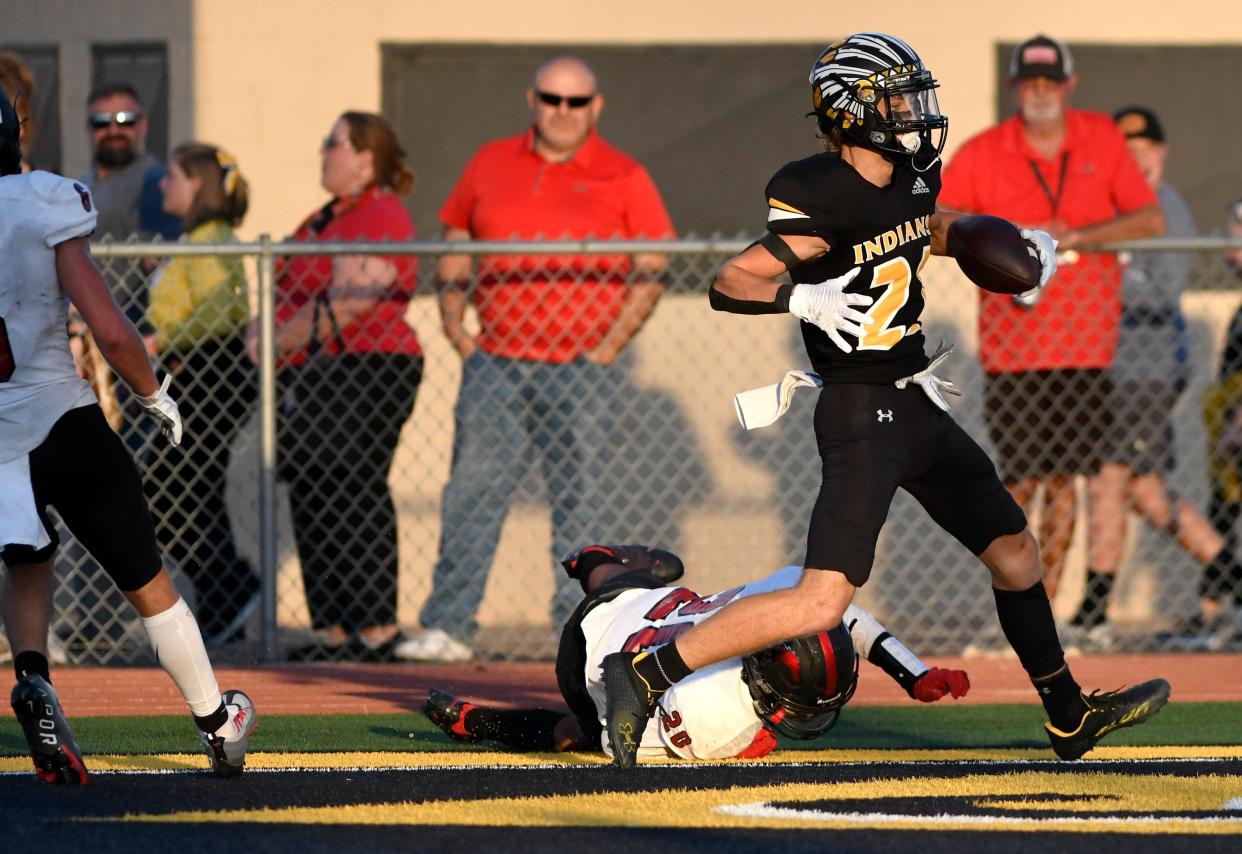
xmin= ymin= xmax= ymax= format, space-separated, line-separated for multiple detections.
xmin=425 ymin=544 xmax=969 ymax=760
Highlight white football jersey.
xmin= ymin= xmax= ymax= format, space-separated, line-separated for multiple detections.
xmin=0 ymin=171 xmax=98 ymax=462
xmin=581 ymin=566 xmax=897 ymax=760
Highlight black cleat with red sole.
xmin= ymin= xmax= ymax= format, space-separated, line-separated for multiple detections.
xmin=10 ymin=675 xmax=88 ymax=785
xmin=423 ymin=689 xmax=482 ymax=744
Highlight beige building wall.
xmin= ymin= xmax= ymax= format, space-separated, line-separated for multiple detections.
xmin=7 ymin=1 xmax=1242 ymax=237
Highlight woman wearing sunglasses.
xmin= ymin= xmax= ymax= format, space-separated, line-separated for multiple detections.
xmin=145 ymin=142 xmax=257 ymax=647
xmin=253 ymin=111 xmax=422 ymax=661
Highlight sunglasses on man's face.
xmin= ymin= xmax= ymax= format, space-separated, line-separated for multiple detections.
xmin=88 ymin=111 xmax=142 ymax=130
xmin=535 ymin=91 xmax=595 ymax=109
xmin=322 ymin=135 xmax=352 ymax=151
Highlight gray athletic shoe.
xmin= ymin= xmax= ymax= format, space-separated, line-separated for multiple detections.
xmin=200 ymin=689 xmax=257 ymax=778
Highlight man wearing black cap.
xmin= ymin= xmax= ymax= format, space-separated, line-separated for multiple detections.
xmin=940 ymin=36 xmax=1165 ymax=624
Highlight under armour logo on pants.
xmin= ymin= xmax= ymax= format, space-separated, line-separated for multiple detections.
xmin=876 ymin=409 xmax=894 ymax=422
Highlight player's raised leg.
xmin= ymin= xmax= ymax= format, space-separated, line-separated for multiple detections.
xmin=980 ymin=530 xmax=1170 ymax=759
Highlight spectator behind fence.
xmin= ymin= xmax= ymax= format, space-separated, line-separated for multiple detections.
xmin=252 ymin=112 xmax=423 ymax=662
xmin=939 ymin=36 xmax=1164 ymax=636
xmin=1200 ymin=199 xmax=1242 ymax=636
xmin=396 ymin=55 xmax=675 ymax=662
xmin=80 ymin=81 xmax=182 ymax=327
xmin=143 ymin=143 xmax=257 ymax=647
xmin=1086 ymin=109 xmax=1242 ymax=648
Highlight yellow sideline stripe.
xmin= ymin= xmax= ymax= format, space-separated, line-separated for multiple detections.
xmin=3 ymin=745 xmax=1240 ymax=773
xmin=110 ymin=772 xmax=1242 ymax=833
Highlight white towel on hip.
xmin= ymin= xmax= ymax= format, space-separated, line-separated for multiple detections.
xmin=734 ymin=370 xmax=823 ymax=430
xmin=0 ymin=454 xmax=51 ymax=550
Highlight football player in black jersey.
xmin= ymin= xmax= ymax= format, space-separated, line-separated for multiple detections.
xmin=601 ymin=33 xmax=1170 ymax=768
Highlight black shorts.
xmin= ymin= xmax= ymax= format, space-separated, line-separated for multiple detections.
xmin=805 ymin=383 xmax=1026 ymax=586
xmin=1 ymin=404 xmax=162 ymax=591
xmin=982 ymin=369 xmax=1113 ymax=482
xmin=553 ymin=571 xmax=666 ymax=742
xmin=1105 ymin=379 xmax=1180 ymax=475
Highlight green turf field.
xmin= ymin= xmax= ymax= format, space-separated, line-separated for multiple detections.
xmin=3 ymin=702 xmax=1239 ymax=756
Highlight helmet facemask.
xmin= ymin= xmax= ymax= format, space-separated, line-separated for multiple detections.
xmin=831 ymin=68 xmax=947 ymax=169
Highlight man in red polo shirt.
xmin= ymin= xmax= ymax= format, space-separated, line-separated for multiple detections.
xmin=939 ymin=35 xmax=1163 ymax=622
xmin=396 ymin=56 xmax=675 ymax=662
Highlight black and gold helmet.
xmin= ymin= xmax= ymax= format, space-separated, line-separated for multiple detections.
xmin=742 ymin=622 xmax=859 ymax=740
xmin=809 ymin=32 xmax=948 ymax=167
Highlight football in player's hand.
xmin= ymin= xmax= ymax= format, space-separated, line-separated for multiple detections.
xmin=947 ymin=215 xmax=1041 ymax=295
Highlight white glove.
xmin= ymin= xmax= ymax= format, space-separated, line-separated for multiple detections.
xmin=895 ymin=343 xmax=962 ymax=413
xmin=787 ymin=268 xmax=872 ymax=353
xmin=1013 ymin=228 xmax=1058 ymax=308
xmin=137 ymin=374 xmax=183 ymax=446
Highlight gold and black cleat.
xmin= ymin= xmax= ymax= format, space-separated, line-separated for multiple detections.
xmin=601 ymin=651 xmax=660 ymax=768
xmin=1045 ymin=678 xmax=1171 ymax=760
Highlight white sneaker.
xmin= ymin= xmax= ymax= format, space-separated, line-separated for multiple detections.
xmin=47 ymin=632 xmax=69 ymax=665
xmin=200 ymin=689 xmax=258 ymax=778
xmin=1081 ymin=623 xmax=1116 ymax=653
xmin=393 ymin=628 xmax=474 ymax=663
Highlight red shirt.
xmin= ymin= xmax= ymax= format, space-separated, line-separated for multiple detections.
xmin=276 ymin=186 xmax=422 ymax=365
xmin=939 ymin=108 xmax=1156 ymax=373
xmin=440 ymin=129 xmax=674 ymax=362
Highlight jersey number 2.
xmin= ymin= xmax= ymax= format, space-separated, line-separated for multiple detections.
xmin=0 ymin=318 xmax=14 ymax=382
xmin=857 ymin=246 xmax=929 ymax=351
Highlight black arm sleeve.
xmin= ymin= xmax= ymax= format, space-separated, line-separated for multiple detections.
xmin=708 ymin=280 xmax=793 ymax=315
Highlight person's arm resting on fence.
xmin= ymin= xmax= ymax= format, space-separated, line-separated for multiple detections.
xmin=437 ymin=226 xmax=476 ymax=358
xmin=1054 ymin=202 xmax=1165 ymax=250
xmin=270 ymin=254 xmax=395 ymax=356
xmin=585 ymin=252 xmax=667 ymax=365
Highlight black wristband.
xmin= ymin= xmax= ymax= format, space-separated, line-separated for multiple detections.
xmin=708 ymin=283 xmax=792 ymax=315
xmin=774 ymin=282 xmax=794 ymax=313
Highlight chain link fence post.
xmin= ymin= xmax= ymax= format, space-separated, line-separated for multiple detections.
xmin=256 ymin=233 xmax=279 ymax=661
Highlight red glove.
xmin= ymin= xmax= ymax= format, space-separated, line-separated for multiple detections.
xmin=735 ymin=726 xmax=778 ymax=759
xmin=911 ymin=667 xmax=970 ymax=702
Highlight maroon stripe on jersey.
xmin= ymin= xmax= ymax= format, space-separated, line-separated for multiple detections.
xmin=817 ymin=630 xmax=838 ymax=697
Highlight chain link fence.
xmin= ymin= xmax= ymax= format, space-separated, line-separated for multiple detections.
xmin=25 ymin=235 xmax=1242 ymax=664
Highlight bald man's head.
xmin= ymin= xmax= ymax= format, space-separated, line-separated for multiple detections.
xmin=533 ymin=56 xmax=597 ymax=92
xmin=527 ymin=55 xmax=603 ymax=162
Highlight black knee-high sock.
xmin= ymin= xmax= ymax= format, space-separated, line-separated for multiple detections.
xmin=993 ymin=582 xmax=1087 ymax=730
xmin=464 ymin=707 xmax=568 ymax=752
xmin=632 ymin=640 xmax=694 ymax=695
